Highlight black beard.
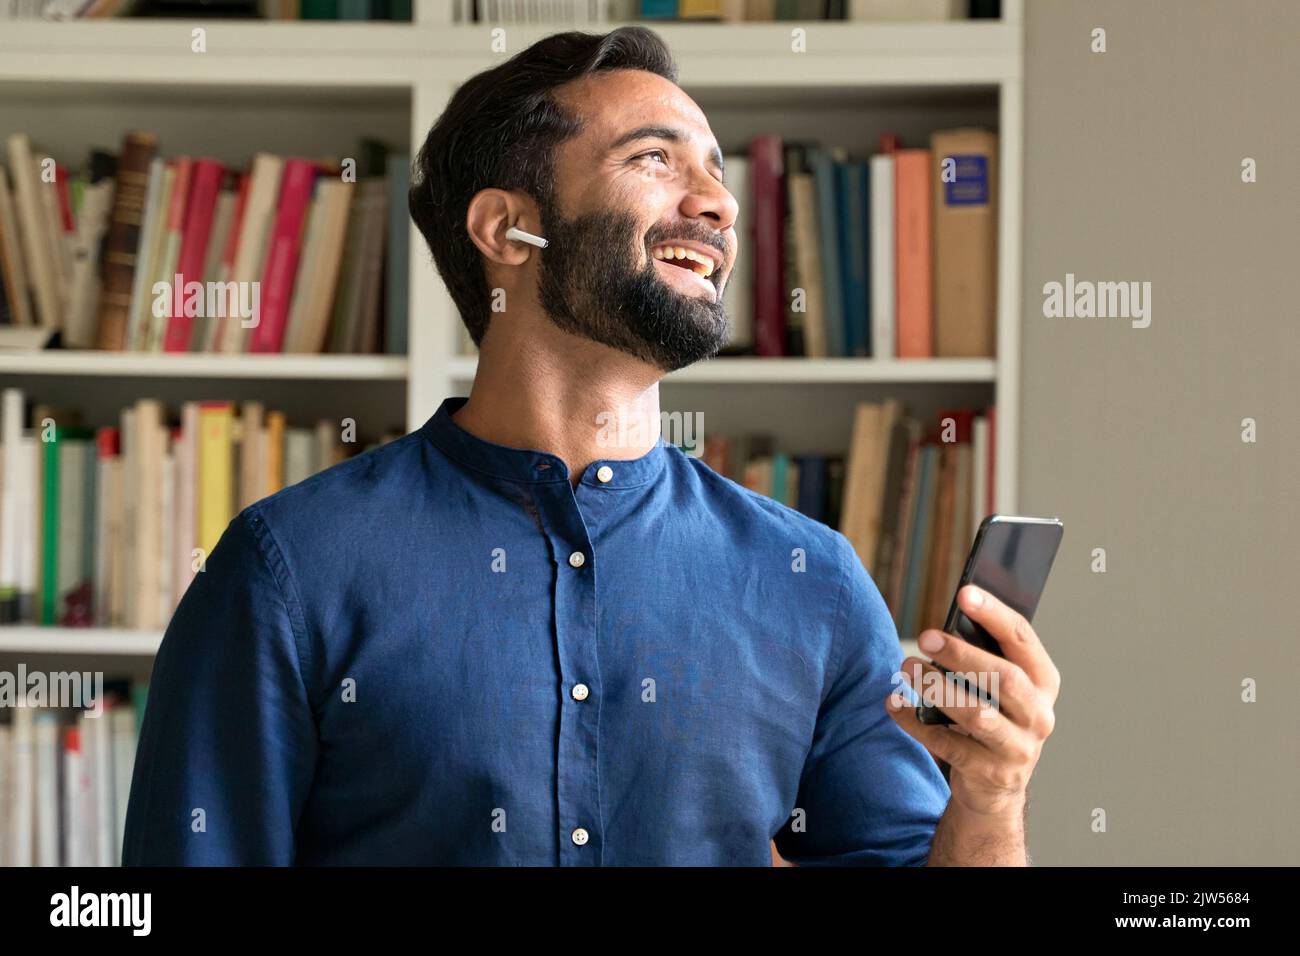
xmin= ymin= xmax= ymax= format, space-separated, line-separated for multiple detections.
xmin=535 ymin=196 xmax=729 ymax=373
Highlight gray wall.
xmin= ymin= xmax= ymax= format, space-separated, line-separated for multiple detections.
xmin=1018 ymin=0 xmax=1299 ymax=864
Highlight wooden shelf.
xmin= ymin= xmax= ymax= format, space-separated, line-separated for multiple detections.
xmin=447 ymin=355 xmax=997 ymax=385
xmin=0 ymin=626 xmax=163 ymax=656
xmin=0 ymin=351 xmax=408 ymax=380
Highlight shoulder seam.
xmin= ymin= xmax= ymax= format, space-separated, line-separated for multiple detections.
xmin=241 ymin=507 xmax=315 ymax=703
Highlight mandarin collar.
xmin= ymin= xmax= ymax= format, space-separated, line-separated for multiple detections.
xmin=421 ymin=397 xmax=668 ymax=488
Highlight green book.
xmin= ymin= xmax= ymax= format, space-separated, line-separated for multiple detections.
xmin=301 ymin=0 xmax=339 ymax=18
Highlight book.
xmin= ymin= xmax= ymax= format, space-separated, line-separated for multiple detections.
xmin=92 ymin=131 xmax=159 ymax=350
xmin=5 ymin=133 xmax=62 ymax=331
xmin=719 ymin=154 xmax=753 ymax=352
xmin=931 ymin=128 xmax=998 ymax=357
xmin=250 ymin=159 xmax=318 ymax=353
xmin=894 ymin=148 xmax=933 ymax=358
xmin=868 ymin=151 xmax=896 ymax=359
xmin=748 ymin=134 xmax=786 ymax=357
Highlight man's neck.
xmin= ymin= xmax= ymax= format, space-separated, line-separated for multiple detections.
xmin=452 ymin=321 xmax=664 ymax=486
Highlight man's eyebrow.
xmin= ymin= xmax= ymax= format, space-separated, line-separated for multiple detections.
xmin=608 ymin=125 xmax=725 ymax=175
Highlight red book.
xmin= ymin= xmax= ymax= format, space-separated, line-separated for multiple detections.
xmin=894 ymin=149 xmax=933 ymax=358
xmin=748 ymin=134 xmax=786 ymax=358
xmin=55 ymin=165 xmax=74 ymax=233
xmin=249 ymin=159 xmax=317 ymax=353
xmin=95 ymin=426 xmax=120 ymax=459
xmin=163 ymin=158 xmax=225 ymax=352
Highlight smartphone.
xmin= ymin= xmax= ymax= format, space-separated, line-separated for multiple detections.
xmin=915 ymin=514 xmax=1064 ymax=726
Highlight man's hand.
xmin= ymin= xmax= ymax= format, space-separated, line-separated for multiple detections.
xmin=885 ymin=584 xmax=1061 ymax=863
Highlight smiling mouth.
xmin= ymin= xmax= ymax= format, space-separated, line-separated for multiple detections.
xmin=650 ymin=242 xmax=719 ymax=280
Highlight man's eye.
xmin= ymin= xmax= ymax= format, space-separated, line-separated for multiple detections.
xmin=635 ymin=149 xmax=669 ymax=165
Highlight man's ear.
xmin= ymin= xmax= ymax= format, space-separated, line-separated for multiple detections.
xmin=466 ymin=189 xmax=539 ymax=267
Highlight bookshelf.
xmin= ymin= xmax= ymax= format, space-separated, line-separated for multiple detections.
xmin=0 ymin=1 xmax=1024 ymax=660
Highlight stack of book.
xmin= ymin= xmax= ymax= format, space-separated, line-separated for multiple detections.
xmin=0 ymin=387 xmax=401 ymax=628
xmin=699 ymin=400 xmax=995 ymax=637
xmin=720 ymin=128 xmax=998 ymax=359
xmin=0 ymin=683 xmax=146 ymax=867
xmin=464 ymin=1 xmax=1000 ymax=24
xmin=0 ymin=132 xmax=411 ymax=357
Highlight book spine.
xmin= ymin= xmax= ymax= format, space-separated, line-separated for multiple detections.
xmin=92 ymin=132 xmax=159 ymax=350
xmin=163 ymin=158 xmax=225 ymax=352
xmin=249 ymin=159 xmax=317 ymax=354
xmin=894 ymin=149 xmax=932 ymax=358
xmin=749 ymin=134 xmax=786 ymax=357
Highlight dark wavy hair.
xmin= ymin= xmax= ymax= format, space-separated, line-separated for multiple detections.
xmin=408 ymin=27 xmax=679 ymax=347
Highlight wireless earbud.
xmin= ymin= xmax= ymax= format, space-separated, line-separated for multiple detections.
xmin=505 ymin=226 xmax=548 ymax=249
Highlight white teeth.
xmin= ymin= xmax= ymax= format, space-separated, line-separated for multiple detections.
xmin=653 ymin=244 xmax=717 ymax=278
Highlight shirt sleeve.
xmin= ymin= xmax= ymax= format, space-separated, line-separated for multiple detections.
xmin=773 ymin=535 xmax=951 ymax=866
xmin=122 ymin=507 xmax=318 ymax=865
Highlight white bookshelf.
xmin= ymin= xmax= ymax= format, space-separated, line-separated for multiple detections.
xmin=0 ymin=1 xmax=1024 ymax=656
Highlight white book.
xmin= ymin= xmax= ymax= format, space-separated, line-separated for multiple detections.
xmin=16 ymin=437 xmax=38 ymax=621
xmin=869 ymin=153 xmax=896 ymax=359
xmin=119 ymin=407 xmax=136 ymax=628
xmin=972 ymin=414 xmax=989 ymax=539
xmin=110 ymin=705 xmax=138 ymax=866
xmin=0 ymin=725 xmax=9 ymax=865
xmin=174 ymin=402 xmax=199 ymax=608
xmin=158 ymin=447 xmax=175 ymax=624
xmin=34 ymin=712 xmax=60 ymax=866
xmin=0 ymin=388 xmax=23 ymax=606
xmin=9 ymin=707 xmax=34 ymax=866
xmin=82 ymin=707 xmax=114 ymax=867
xmin=125 ymin=158 xmax=166 ymax=353
xmin=284 ymin=428 xmax=314 ymax=487
xmin=720 ymin=155 xmax=753 ymax=351
xmin=4 ymin=134 xmax=61 ymax=330
xmin=94 ymin=446 xmax=117 ymax=627
xmin=64 ymin=178 xmax=114 ymax=348
xmin=222 ymin=154 xmax=284 ymax=354
xmin=62 ymin=724 xmax=88 ymax=866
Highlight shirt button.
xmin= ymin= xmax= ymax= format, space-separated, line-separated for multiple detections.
xmin=571 ymin=827 xmax=589 ymax=846
xmin=571 ymin=683 xmax=589 ymax=701
xmin=596 ymin=465 xmax=613 ymax=483
xmin=568 ymin=551 xmax=585 ymax=568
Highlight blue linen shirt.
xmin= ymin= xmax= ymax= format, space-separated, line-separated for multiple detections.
xmin=123 ymin=396 xmax=951 ymax=866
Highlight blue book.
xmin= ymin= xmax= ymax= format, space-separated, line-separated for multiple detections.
xmin=770 ymin=453 xmax=789 ymax=506
xmin=385 ymin=154 xmax=411 ymax=355
xmin=838 ymin=160 xmax=870 ymax=356
xmin=794 ymin=456 xmax=827 ymax=522
xmin=810 ymin=147 xmax=845 ymax=357
xmin=640 ymin=0 xmax=678 ymax=18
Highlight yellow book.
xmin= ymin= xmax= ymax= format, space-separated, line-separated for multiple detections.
xmin=680 ymin=0 xmax=724 ymax=17
xmin=197 ymin=401 xmax=235 ymax=559
xmin=265 ymin=411 xmax=286 ymax=495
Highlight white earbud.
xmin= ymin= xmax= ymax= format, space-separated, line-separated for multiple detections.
xmin=505 ymin=226 xmax=549 ymax=249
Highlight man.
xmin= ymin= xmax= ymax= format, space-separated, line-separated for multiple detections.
xmin=124 ymin=27 xmax=1058 ymax=866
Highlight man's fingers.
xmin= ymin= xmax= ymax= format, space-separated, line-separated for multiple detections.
xmin=957 ymin=585 xmax=1061 ymax=701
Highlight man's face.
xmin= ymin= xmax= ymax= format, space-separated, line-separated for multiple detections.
xmin=535 ymin=69 xmax=740 ymax=373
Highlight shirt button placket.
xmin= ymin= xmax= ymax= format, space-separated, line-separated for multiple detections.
xmin=548 ymin=481 xmax=601 ymax=865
